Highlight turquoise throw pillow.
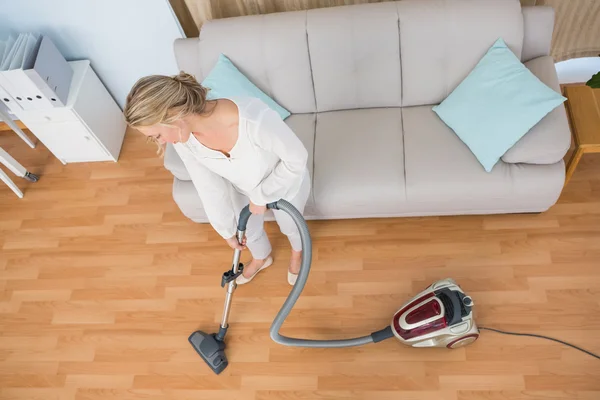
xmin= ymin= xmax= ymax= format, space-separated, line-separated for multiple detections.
xmin=202 ymin=54 xmax=290 ymax=120
xmin=432 ymin=38 xmax=566 ymax=172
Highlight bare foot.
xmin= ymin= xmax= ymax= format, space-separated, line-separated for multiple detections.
xmin=242 ymin=258 xmax=268 ymax=279
xmin=289 ymin=250 xmax=302 ymax=275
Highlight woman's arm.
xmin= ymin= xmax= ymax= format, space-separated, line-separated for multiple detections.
xmin=174 ymin=146 xmax=237 ymax=239
xmin=250 ymin=107 xmax=309 ymax=206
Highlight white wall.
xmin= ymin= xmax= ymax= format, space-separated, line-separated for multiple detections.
xmin=0 ymin=0 xmax=184 ymax=109
xmin=556 ymin=57 xmax=600 ymax=85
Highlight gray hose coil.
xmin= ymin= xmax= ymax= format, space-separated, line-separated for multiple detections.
xmin=239 ymin=199 xmax=374 ymax=348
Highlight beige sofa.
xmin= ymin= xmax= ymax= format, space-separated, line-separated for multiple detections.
xmin=164 ymin=0 xmax=570 ymax=223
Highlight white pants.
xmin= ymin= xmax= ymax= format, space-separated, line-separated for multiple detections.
xmin=231 ymin=171 xmax=311 ymax=260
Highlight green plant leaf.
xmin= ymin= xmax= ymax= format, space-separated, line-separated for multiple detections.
xmin=587 ymin=71 xmax=600 ymax=88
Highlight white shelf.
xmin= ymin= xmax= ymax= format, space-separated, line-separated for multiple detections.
xmin=12 ymin=60 xmax=126 ymax=164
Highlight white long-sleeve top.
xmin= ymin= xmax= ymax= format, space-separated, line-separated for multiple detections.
xmin=173 ymin=96 xmax=309 ymax=239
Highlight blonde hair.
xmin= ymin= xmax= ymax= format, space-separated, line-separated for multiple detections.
xmin=124 ymin=71 xmax=210 ymax=156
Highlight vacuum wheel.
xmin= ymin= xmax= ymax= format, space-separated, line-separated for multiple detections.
xmin=447 ymin=334 xmax=479 ymax=349
xmin=24 ymin=172 xmax=39 ymax=182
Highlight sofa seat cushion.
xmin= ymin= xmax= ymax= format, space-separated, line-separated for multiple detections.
xmin=314 ymin=108 xmax=406 ymax=217
xmin=501 ymin=56 xmax=571 ymax=165
xmin=403 ymin=106 xmax=565 ymax=213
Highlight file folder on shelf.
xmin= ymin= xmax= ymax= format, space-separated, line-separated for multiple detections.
xmin=0 ymin=33 xmax=73 ymax=111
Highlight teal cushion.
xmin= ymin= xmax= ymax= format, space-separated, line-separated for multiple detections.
xmin=202 ymin=54 xmax=291 ymax=120
xmin=432 ymin=38 xmax=566 ymax=172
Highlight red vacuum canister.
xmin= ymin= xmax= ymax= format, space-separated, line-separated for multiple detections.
xmin=391 ymin=278 xmax=479 ymax=349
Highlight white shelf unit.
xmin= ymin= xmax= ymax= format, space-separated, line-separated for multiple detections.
xmin=12 ymin=60 xmax=126 ymax=164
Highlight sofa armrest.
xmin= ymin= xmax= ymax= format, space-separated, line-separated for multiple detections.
xmin=501 ymin=56 xmax=570 ymax=165
xmin=173 ymin=38 xmax=202 ymax=78
xmin=164 ymin=143 xmax=191 ymax=181
xmin=521 ymin=6 xmax=555 ymax=62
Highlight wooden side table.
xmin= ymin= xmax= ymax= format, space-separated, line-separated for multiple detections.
xmin=563 ymin=85 xmax=600 ymax=183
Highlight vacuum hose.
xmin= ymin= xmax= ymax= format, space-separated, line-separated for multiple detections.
xmin=237 ymin=199 xmax=391 ymax=348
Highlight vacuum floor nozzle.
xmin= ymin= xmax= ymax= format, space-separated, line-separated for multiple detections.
xmin=188 ymin=331 xmax=228 ymax=374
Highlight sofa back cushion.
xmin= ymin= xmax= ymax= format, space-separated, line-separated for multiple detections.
xmin=189 ymin=0 xmax=527 ymax=113
xmin=196 ymin=11 xmax=316 ymax=114
xmin=307 ymin=2 xmax=402 ymax=112
xmin=398 ymin=0 xmax=524 ymax=107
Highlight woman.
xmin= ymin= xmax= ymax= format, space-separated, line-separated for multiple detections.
xmin=123 ymin=72 xmax=310 ymax=285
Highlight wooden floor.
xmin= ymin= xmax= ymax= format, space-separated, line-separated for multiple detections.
xmin=1 ymin=127 xmax=599 ymax=400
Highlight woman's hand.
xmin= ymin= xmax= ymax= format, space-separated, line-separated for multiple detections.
xmin=249 ymin=201 xmax=267 ymax=215
xmin=226 ymin=235 xmax=246 ymax=251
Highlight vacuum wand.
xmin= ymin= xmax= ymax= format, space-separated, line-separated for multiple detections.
xmin=217 ymin=206 xmax=252 ymax=339
xmin=216 ymin=229 xmax=245 ymax=339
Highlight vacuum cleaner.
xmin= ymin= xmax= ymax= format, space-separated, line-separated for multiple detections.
xmin=188 ymin=199 xmax=480 ymax=374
